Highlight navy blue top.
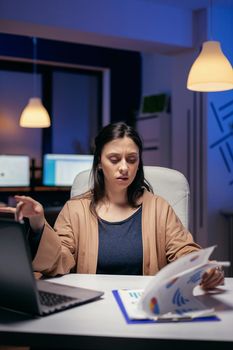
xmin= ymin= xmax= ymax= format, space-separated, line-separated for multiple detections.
xmin=97 ymin=206 xmax=143 ymax=275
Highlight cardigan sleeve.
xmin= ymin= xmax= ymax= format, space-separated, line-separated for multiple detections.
xmin=32 ymin=201 xmax=78 ymax=276
xmin=162 ymin=200 xmax=201 ymax=263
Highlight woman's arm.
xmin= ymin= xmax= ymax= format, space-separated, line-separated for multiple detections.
xmin=0 ymin=195 xmax=77 ymax=277
xmin=164 ymin=202 xmax=224 ymax=290
xmin=32 ymin=201 xmax=77 ymax=276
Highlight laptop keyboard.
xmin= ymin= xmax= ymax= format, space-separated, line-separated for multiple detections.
xmin=39 ymin=290 xmax=77 ymax=307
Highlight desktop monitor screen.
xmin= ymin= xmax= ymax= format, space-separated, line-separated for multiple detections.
xmin=43 ymin=154 xmax=94 ymax=186
xmin=0 ymin=155 xmax=30 ymax=187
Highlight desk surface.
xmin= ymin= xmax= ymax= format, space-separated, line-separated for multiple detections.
xmin=1 ymin=274 xmax=233 ymax=349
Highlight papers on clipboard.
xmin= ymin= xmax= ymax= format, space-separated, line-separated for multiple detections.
xmin=113 ymin=246 xmax=230 ymax=323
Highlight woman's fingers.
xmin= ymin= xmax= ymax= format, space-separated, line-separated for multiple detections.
xmin=0 ymin=206 xmax=16 ymax=214
xmin=0 ymin=196 xmax=43 ymax=222
xmin=0 ymin=203 xmax=24 ymax=223
xmin=15 ymin=195 xmax=36 ymax=204
xmin=15 ymin=195 xmax=43 ymax=213
xmin=201 ymin=266 xmax=225 ymax=290
xmin=15 ymin=201 xmax=24 ymax=222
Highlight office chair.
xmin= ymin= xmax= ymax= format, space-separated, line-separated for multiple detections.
xmin=71 ymin=166 xmax=190 ymax=229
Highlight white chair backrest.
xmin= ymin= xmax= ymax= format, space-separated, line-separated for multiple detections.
xmin=70 ymin=169 xmax=92 ymax=198
xmin=71 ymin=166 xmax=190 ymax=229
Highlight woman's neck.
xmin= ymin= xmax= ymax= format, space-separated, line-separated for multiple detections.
xmin=97 ymin=188 xmax=140 ymax=222
xmin=103 ymin=187 xmax=128 ymax=207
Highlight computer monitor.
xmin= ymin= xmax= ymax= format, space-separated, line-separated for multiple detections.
xmin=0 ymin=155 xmax=30 ymax=187
xmin=43 ymin=154 xmax=94 ymax=186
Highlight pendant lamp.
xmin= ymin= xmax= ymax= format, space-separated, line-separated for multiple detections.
xmin=187 ymin=41 xmax=233 ymax=92
xmin=20 ymin=97 xmax=51 ymax=127
xmin=187 ymin=0 xmax=233 ymax=92
xmin=19 ymin=38 xmax=51 ymax=128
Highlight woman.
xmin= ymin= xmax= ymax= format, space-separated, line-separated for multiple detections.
xmin=0 ymin=122 xmax=223 ymax=289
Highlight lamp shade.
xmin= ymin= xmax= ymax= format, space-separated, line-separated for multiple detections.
xmin=20 ymin=97 xmax=51 ymax=128
xmin=187 ymin=41 xmax=233 ymax=92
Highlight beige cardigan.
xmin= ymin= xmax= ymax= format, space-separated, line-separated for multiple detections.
xmin=33 ymin=191 xmax=200 ymax=276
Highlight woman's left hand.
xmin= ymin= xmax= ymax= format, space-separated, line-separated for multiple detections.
xmin=200 ymin=266 xmax=225 ymax=290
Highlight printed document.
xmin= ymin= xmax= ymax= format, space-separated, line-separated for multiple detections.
xmin=116 ymin=246 xmax=229 ymax=320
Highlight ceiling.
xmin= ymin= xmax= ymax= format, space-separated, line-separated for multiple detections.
xmin=144 ymin=0 xmax=233 ymax=10
xmin=1 ymin=0 xmax=233 ymax=55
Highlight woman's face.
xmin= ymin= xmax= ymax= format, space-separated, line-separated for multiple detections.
xmin=99 ymin=136 xmax=139 ymax=192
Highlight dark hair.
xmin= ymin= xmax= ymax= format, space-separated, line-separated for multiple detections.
xmin=90 ymin=122 xmax=152 ymax=216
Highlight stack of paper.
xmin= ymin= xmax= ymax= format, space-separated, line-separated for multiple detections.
xmin=113 ymin=246 xmax=230 ymax=323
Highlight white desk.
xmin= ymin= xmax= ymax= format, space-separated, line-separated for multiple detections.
xmin=1 ymin=274 xmax=233 ymax=349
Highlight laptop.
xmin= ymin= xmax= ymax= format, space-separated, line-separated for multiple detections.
xmin=0 ymin=218 xmax=104 ymax=316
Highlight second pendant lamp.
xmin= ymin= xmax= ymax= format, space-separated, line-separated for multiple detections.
xmin=187 ymin=40 xmax=233 ymax=92
xmin=187 ymin=0 xmax=233 ymax=93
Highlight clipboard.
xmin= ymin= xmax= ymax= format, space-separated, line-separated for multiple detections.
xmin=112 ymin=290 xmax=220 ymax=324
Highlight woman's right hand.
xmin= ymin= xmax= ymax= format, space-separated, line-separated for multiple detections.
xmin=0 ymin=195 xmax=45 ymax=232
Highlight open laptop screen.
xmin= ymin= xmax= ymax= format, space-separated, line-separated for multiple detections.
xmin=43 ymin=154 xmax=94 ymax=186
xmin=0 ymin=155 xmax=30 ymax=187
